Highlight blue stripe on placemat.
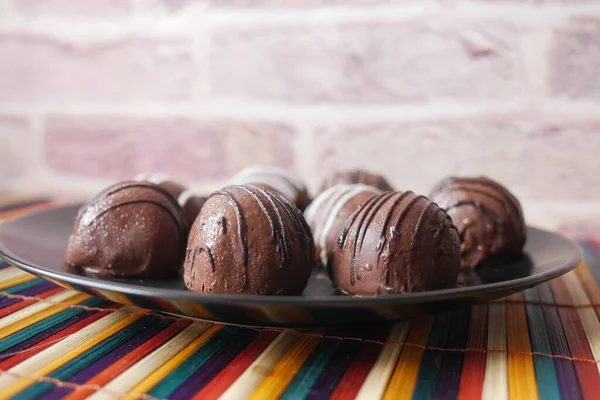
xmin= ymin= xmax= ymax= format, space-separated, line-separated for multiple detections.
xmin=412 ymin=311 xmax=453 ymax=400
xmin=434 ymin=307 xmax=471 ymax=400
xmin=13 ymin=315 xmax=162 ymax=399
xmin=523 ymin=288 xmax=561 ymax=400
xmin=280 ymin=337 xmax=342 ymax=400
xmin=0 ymin=298 xmax=108 ymax=355
xmin=536 ymin=283 xmax=583 ymax=400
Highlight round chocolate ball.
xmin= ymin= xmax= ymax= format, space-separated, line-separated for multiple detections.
xmin=228 ymin=165 xmax=311 ymax=211
xmin=320 ymin=170 xmax=394 ymax=193
xmin=331 ymin=191 xmax=461 ymax=295
xmin=66 ymin=181 xmax=187 ymax=278
xmin=430 ymin=176 xmax=526 ymax=269
xmin=184 ymin=184 xmax=316 ymax=295
xmin=304 ymin=184 xmax=381 ymax=268
xmin=135 ymin=173 xmax=206 ymax=228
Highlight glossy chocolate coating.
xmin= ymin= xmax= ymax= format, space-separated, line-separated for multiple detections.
xmin=304 ymin=184 xmax=381 ymax=268
xmin=229 ymin=165 xmax=311 ymax=211
xmin=184 ymin=184 xmax=316 ymax=295
xmin=66 ymin=181 xmax=187 ymax=278
xmin=430 ymin=176 xmax=526 ymax=269
xmin=135 ymin=173 xmax=205 ymax=228
xmin=331 ymin=191 xmax=461 ymax=295
xmin=320 ymin=170 xmax=394 ymax=193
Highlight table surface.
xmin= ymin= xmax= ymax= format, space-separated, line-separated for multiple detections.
xmin=0 ymin=199 xmax=599 ymax=400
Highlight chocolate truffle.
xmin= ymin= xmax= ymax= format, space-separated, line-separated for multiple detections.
xmin=66 ymin=181 xmax=187 ymax=278
xmin=430 ymin=176 xmax=526 ymax=269
xmin=228 ymin=165 xmax=311 ymax=211
xmin=331 ymin=191 xmax=461 ymax=295
xmin=304 ymin=184 xmax=381 ymax=268
xmin=184 ymin=184 xmax=315 ymax=295
xmin=320 ymin=170 xmax=394 ymax=193
xmin=135 ymin=173 xmax=206 ymax=228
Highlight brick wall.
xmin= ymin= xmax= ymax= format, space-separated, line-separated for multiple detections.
xmin=1 ymin=0 xmax=600 ymax=231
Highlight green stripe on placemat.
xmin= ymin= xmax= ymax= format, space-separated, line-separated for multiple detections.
xmin=280 ymin=337 xmax=342 ymax=400
xmin=0 ymin=297 xmax=106 ymax=354
xmin=523 ymin=288 xmax=561 ymax=400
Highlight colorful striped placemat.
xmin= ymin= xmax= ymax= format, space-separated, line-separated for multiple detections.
xmin=0 ymin=199 xmax=599 ymax=399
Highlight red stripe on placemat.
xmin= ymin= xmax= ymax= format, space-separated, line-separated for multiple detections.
xmin=328 ymin=340 xmax=383 ymax=400
xmin=457 ymin=304 xmax=488 ymax=400
xmin=63 ymin=318 xmax=192 ymax=400
xmin=0 ymin=308 xmax=112 ymax=370
xmin=0 ymin=287 xmax=65 ymax=319
xmin=550 ymin=277 xmax=600 ymax=399
xmin=192 ymin=330 xmax=280 ymax=400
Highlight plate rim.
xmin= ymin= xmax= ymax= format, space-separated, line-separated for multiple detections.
xmin=0 ymin=204 xmax=583 ymax=307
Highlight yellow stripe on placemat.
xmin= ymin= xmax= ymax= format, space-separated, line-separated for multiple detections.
xmin=220 ymin=330 xmax=302 ymax=400
xmin=482 ymin=301 xmax=508 ymax=400
xmin=0 ymin=291 xmax=85 ymax=340
xmin=383 ymin=316 xmax=434 ymax=400
xmin=506 ymin=293 xmax=538 ymax=400
xmin=249 ymin=333 xmax=322 ymax=399
xmin=0 ymin=267 xmax=28 ymax=283
xmin=87 ymin=322 xmax=212 ymax=400
xmin=355 ymin=321 xmax=411 ymax=400
xmin=128 ymin=324 xmax=222 ymax=395
xmin=563 ymin=268 xmax=600 ymax=374
xmin=576 ymin=263 xmax=600 ymax=317
xmin=0 ymin=274 xmax=36 ymax=291
xmin=0 ymin=306 xmax=141 ymax=395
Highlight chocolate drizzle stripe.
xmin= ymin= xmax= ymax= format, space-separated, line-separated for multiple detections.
xmin=384 ymin=194 xmax=427 ymax=290
xmin=434 ymin=185 xmax=521 ymax=232
xmin=356 ymin=192 xmax=396 ymax=253
xmin=82 ymin=199 xmax=186 ymax=244
xmin=444 ymin=200 xmax=503 ymax=225
xmin=268 ymin=189 xmax=314 ymax=263
xmin=318 ymin=186 xmax=380 ymax=267
xmin=347 ymin=192 xmax=396 ymax=285
xmin=258 ymin=183 xmax=314 ymax=263
xmin=105 ymin=181 xmax=183 ymax=213
xmin=338 ymin=195 xmax=379 ymax=248
xmin=80 ymin=181 xmax=187 ymax=236
xmin=410 ymin=201 xmax=436 ymax=248
xmin=210 ymin=189 xmax=249 ymax=269
xmin=452 ymin=177 xmax=521 ymax=206
xmin=376 ymin=192 xmax=412 ymax=258
xmin=187 ymin=245 xmax=216 ymax=272
xmin=242 ymin=185 xmax=289 ymax=267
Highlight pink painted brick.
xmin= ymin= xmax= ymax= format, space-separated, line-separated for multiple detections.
xmin=44 ymin=116 xmax=296 ymax=183
xmin=550 ymin=18 xmax=600 ymax=99
xmin=0 ymin=116 xmax=33 ymax=187
xmin=13 ymin=0 xmax=132 ymax=18
xmin=313 ymin=117 xmax=600 ymax=201
xmin=0 ymin=35 xmax=193 ymax=103
xmin=210 ymin=0 xmax=411 ymax=6
xmin=134 ymin=0 xmax=196 ymax=14
xmin=471 ymin=0 xmax=591 ymax=3
xmin=210 ymin=19 xmax=529 ymax=103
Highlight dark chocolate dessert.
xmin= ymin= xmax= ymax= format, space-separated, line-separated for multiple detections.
xmin=66 ymin=181 xmax=187 ymax=278
xmin=304 ymin=184 xmax=381 ymax=268
xmin=229 ymin=165 xmax=311 ymax=211
xmin=320 ymin=170 xmax=394 ymax=193
xmin=136 ymin=173 xmax=206 ymax=228
xmin=430 ymin=176 xmax=526 ymax=269
xmin=331 ymin=191 xmax=461 ymax=295
xmin=184 ymin=184 xmax=315 ymax=295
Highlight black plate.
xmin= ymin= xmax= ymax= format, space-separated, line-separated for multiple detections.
xmin=0 ymin=204 xmax=582 ymax=328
